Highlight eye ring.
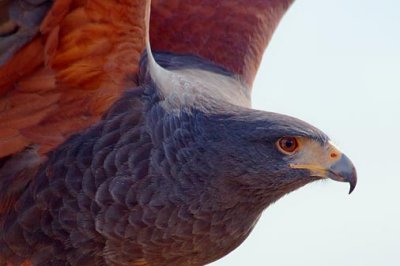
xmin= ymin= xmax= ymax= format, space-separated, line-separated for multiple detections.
xmin=277 ymin=137 xmax=299 ymax=154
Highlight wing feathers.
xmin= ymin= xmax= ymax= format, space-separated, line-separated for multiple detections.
xmin=39 ymin=0 xmax=72 ymax=34
xmin=0 ymin=38 xmax=44 ymax=95
xmin=16 ymin=69 xmax=56 ymax=93
xmin=0 ymin=131 xmax=30 ymax=159
xmin=0 ymin=0 xmax=53 ymax=65
xmin=150 ymin=0 xmax=294 ymax=87
xmin=0 ymin=0 xmax=148 ymax=160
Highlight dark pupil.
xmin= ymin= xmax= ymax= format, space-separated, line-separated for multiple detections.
xmin=284 ymin=139 xmax=294 ymax=148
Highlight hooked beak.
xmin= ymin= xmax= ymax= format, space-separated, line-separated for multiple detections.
xmin=290 ymin=141 xmax=357 ymax=194
xmin=322 ymin=154 xmax=357 ymax=194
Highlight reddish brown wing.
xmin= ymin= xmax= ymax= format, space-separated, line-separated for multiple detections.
xmin=0 ymin=0 xmax=147 ymax=158
xmin=150 ymin=0 xmax=294 ymax=87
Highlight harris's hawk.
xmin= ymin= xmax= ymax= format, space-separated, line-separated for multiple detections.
xmin=0 ymin=0 xmax=356 ymax=265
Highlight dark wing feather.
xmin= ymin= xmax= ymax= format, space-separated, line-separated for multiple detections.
xmin=0 ymin=0 xmax=53 ymax=65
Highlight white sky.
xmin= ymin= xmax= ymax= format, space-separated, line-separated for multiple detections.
xmin=211 ymin=0 xmax=400 ymax=265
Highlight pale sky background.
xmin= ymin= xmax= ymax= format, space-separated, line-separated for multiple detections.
xmin=212 ymin=0 xmax=400 ymax=265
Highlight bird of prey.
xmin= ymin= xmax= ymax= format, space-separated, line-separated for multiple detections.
xmin=0 ymin=0 xmax=357 ymax=265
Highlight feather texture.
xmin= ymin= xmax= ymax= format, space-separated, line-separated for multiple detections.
xmin=0 ymin=0 xmax=147 ymax=158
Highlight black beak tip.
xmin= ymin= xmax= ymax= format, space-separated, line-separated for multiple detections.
xmin=348 ymin=180 xmax=356 ymax=194
xmin=348 ymin=167 xmax=357 ymax=194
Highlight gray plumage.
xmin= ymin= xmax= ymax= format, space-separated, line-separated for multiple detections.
xmin=0 ymin=53 xmax=355 ymax=265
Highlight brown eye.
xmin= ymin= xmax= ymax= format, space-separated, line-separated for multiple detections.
xmin=277 ymin=137 xmax=299 ymax=154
